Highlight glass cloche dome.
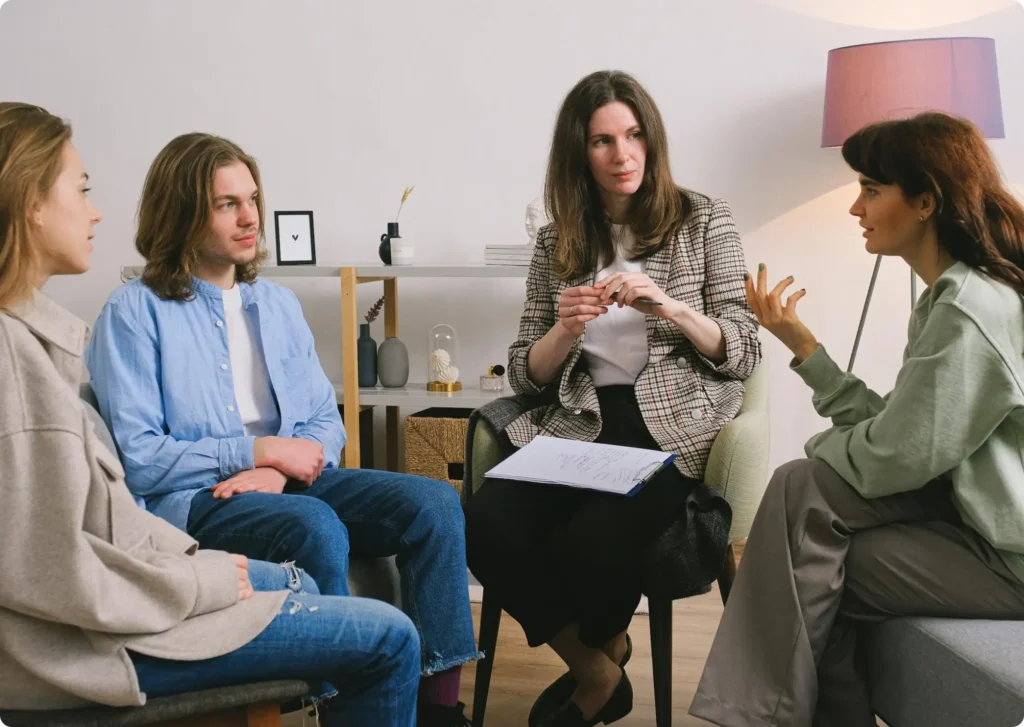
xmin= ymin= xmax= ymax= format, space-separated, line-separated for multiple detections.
xmin=427 ymin=324 xmax=462 ymax=392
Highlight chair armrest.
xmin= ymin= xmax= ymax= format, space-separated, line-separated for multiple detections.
xmin=466 ymin=417 xmax=505 ymax=498
xmin=705 ymin=404 xmax=770 ymax=543
xmin=462 ymin=394 xmax=546 ymax=503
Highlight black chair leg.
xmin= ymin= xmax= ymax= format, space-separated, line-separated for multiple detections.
xmin=649 ymin=597 xmax=673 ymax=727
xmin=472 ymin=588 xmax=502 ymax=727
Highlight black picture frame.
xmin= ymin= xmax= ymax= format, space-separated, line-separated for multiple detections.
xmin=273 ymin=210 xmax=317 ymax=266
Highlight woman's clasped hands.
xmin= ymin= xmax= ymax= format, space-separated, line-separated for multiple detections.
xmin=557 ymin=272 xmax=682 ymax=337
xmin=557 ymin=285 xmax=609 ymax=336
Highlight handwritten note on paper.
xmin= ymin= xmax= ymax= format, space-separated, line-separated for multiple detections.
xmin=484 ymin=436 xmax=675 ymax=496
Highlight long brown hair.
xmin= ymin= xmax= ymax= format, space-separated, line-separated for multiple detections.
xmin=843 ymin=112 xmax=1024 ymax=296
xmin=545 ymin=70 xmax=691 ymax=281
xmin=136 ymin=132 xmax=266 ymax=301
xmin=0 ymin=103 xmax=72 ymax=309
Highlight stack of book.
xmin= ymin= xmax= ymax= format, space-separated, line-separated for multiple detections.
xmin=484 ymin=244 xmax=534 ymax=266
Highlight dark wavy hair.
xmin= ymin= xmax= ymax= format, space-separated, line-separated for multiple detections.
xmin=843 ymin=112 xmax=1024 ymax=296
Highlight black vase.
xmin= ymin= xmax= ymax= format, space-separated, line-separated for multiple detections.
xmin=378 ymin=222 xmax=400 ymax=265
xmin=357 ymin=323 xmax=378 ymax=387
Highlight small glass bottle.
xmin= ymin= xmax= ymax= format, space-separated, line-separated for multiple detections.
xmin=479 ymin=364 xmax=505 ymax=393
xmin=427 ymin=324 xmax=462 ymax=392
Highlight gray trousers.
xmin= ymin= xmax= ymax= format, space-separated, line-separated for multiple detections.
xmin=689 ymin=458 xmax=1024 ymax=727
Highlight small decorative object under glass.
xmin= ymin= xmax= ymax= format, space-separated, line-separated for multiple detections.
xmin=479 ymin=364 xmax=505 ymax=393
xmin=427 ymin=324 xmax=461 ymax=392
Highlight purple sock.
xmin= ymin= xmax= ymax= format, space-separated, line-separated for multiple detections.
xmin=419 ymin=665 xmax=462 ymax=707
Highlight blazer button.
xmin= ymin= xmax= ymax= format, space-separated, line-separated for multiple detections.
xmin=690 ymin=409 xmax=703 ymax=419
xmin=676 ymin=357 xmax=687 ymax=369
xmin=573 ymin=409 xmax=582 ymax=415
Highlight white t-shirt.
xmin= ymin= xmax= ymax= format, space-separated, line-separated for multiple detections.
xmin=222 ymin=286 xmax=279 ymax=437
xmin=581 ymin=225 xmax=650 ymax=387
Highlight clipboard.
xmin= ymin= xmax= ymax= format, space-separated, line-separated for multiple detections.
xmin=484 ymin=435 xmax=676 ymax=496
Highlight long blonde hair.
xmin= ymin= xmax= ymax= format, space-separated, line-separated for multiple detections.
xmin=545 ymin=71 xmax=691 ymax=281
xmin=136 ymin=132 xmax=266 ymax=301
xmin=0 ymin=103 xmax=72 ymax=309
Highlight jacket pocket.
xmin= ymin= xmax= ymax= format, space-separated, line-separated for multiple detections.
xmin=92 ymin=454 xmax=152 ymax=554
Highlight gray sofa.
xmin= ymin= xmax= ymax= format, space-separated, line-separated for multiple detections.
xmin=867 ymin=618 xmax=1024 ymax=727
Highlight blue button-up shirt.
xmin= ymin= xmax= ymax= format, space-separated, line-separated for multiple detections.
xmin=85 ymin=276 xmax=345 ymax=531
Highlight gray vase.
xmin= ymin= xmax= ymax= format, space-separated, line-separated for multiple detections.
xmin=377 ymin=336 xmax=409 ymax=387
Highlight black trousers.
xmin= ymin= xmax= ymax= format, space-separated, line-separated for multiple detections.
xmin=464 ymin=385 xmax=698 ymax=648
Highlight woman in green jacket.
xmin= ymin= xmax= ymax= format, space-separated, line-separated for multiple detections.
xmin=691 ymin=112 xmax=1024 ymax=727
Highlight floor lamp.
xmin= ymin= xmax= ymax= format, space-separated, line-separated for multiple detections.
xmin=820 ymin=37 xmax=1005 ymax=372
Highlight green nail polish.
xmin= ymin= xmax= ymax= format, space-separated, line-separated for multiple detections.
xmin=758 ymin=263 xmax=764 ymax=271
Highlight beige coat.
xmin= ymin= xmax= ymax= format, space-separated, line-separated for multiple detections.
xmin=0 ymin=292 xmax=286 ymax=710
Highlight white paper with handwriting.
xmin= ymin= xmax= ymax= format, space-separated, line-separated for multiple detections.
xmin=484 ymin=435 xmax=676 ymax=496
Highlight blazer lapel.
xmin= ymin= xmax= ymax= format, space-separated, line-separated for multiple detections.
xmin=644 ymin=232 xmax=676 ymax=340
xmin=645 ymin=232 xmax=674 ymax=295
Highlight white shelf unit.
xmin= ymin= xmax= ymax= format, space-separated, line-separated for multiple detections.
xmin=123 ymin=264 xmax=530 ymax=280
xmin=337 ymin=383 xmax=508 ymax=410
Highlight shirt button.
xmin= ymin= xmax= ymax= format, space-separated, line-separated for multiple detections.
xmin=215 ymin=320 xmax=224 ymax=327
xmin=690 ymin=409 xmax=703 ymax=419
xmin=220 ymin=363 xmax=228 ymax=370
xmin=227 ymin=405 xmax=235 ymax=412
xmin=676 ymin=357 xmax=687 ymax=369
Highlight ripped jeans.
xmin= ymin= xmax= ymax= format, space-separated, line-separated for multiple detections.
xmin=187 ymin=466 xmax=481 ymax=675
xmin=131 ymin=560 xmax=418 ymax=727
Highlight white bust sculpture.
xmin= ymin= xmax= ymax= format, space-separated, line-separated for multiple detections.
xmin=524 ymin=197 xmax=550 ymax=242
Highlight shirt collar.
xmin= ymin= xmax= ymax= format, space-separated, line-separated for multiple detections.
xmin=191 ymin=276 xmax=258 ymax=306
xmin=6 ymin=289 xmax=89 ymax=357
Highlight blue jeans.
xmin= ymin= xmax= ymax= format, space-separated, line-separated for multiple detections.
xmin=132 ymin=560 xmax=419 ymax=727
xmin=187 ymin=467 xmax=480 ymax=674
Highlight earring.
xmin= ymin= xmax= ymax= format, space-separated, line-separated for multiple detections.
xmin=919 ymin=216 xmax=925 ymax=223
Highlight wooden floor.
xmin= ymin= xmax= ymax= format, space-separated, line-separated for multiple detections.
xmin=460 ymin=590 xmax=725 ymax=726
xmin=284 ymin=587 xmax=726 ymax=726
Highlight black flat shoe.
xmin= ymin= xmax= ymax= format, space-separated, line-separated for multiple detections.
xmin=536 ymin=670 xmax=633 ymax=727
xmin=528 ymin=635 xmax=632 ymax=727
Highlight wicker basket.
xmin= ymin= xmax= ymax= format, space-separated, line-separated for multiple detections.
xmin=404 ymin=408 xmax=474 ymax=494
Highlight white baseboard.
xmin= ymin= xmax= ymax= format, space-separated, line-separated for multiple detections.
xmin=468 ymin=585 xmax=649 ymax=615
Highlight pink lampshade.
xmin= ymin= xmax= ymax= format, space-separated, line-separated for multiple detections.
xmin=821 ymin=37 xmax=1004 ymax=148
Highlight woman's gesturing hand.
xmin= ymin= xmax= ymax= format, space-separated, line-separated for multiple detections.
xmin=745 ymin=264 xmax=819 ymax=362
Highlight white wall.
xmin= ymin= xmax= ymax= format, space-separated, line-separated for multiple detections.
xmin=2 ymin=0 xmax=1023 ymax=473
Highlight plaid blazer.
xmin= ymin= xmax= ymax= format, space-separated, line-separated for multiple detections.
xmin=505 ymin=191 xmax=761 ymax=480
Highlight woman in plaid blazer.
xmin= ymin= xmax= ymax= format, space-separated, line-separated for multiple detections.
xmin=464 ymin=70 xmax=760 ymax=727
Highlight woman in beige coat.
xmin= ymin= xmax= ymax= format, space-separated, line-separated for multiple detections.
xmin=0 ymin=102 xmax=418 ymax=726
